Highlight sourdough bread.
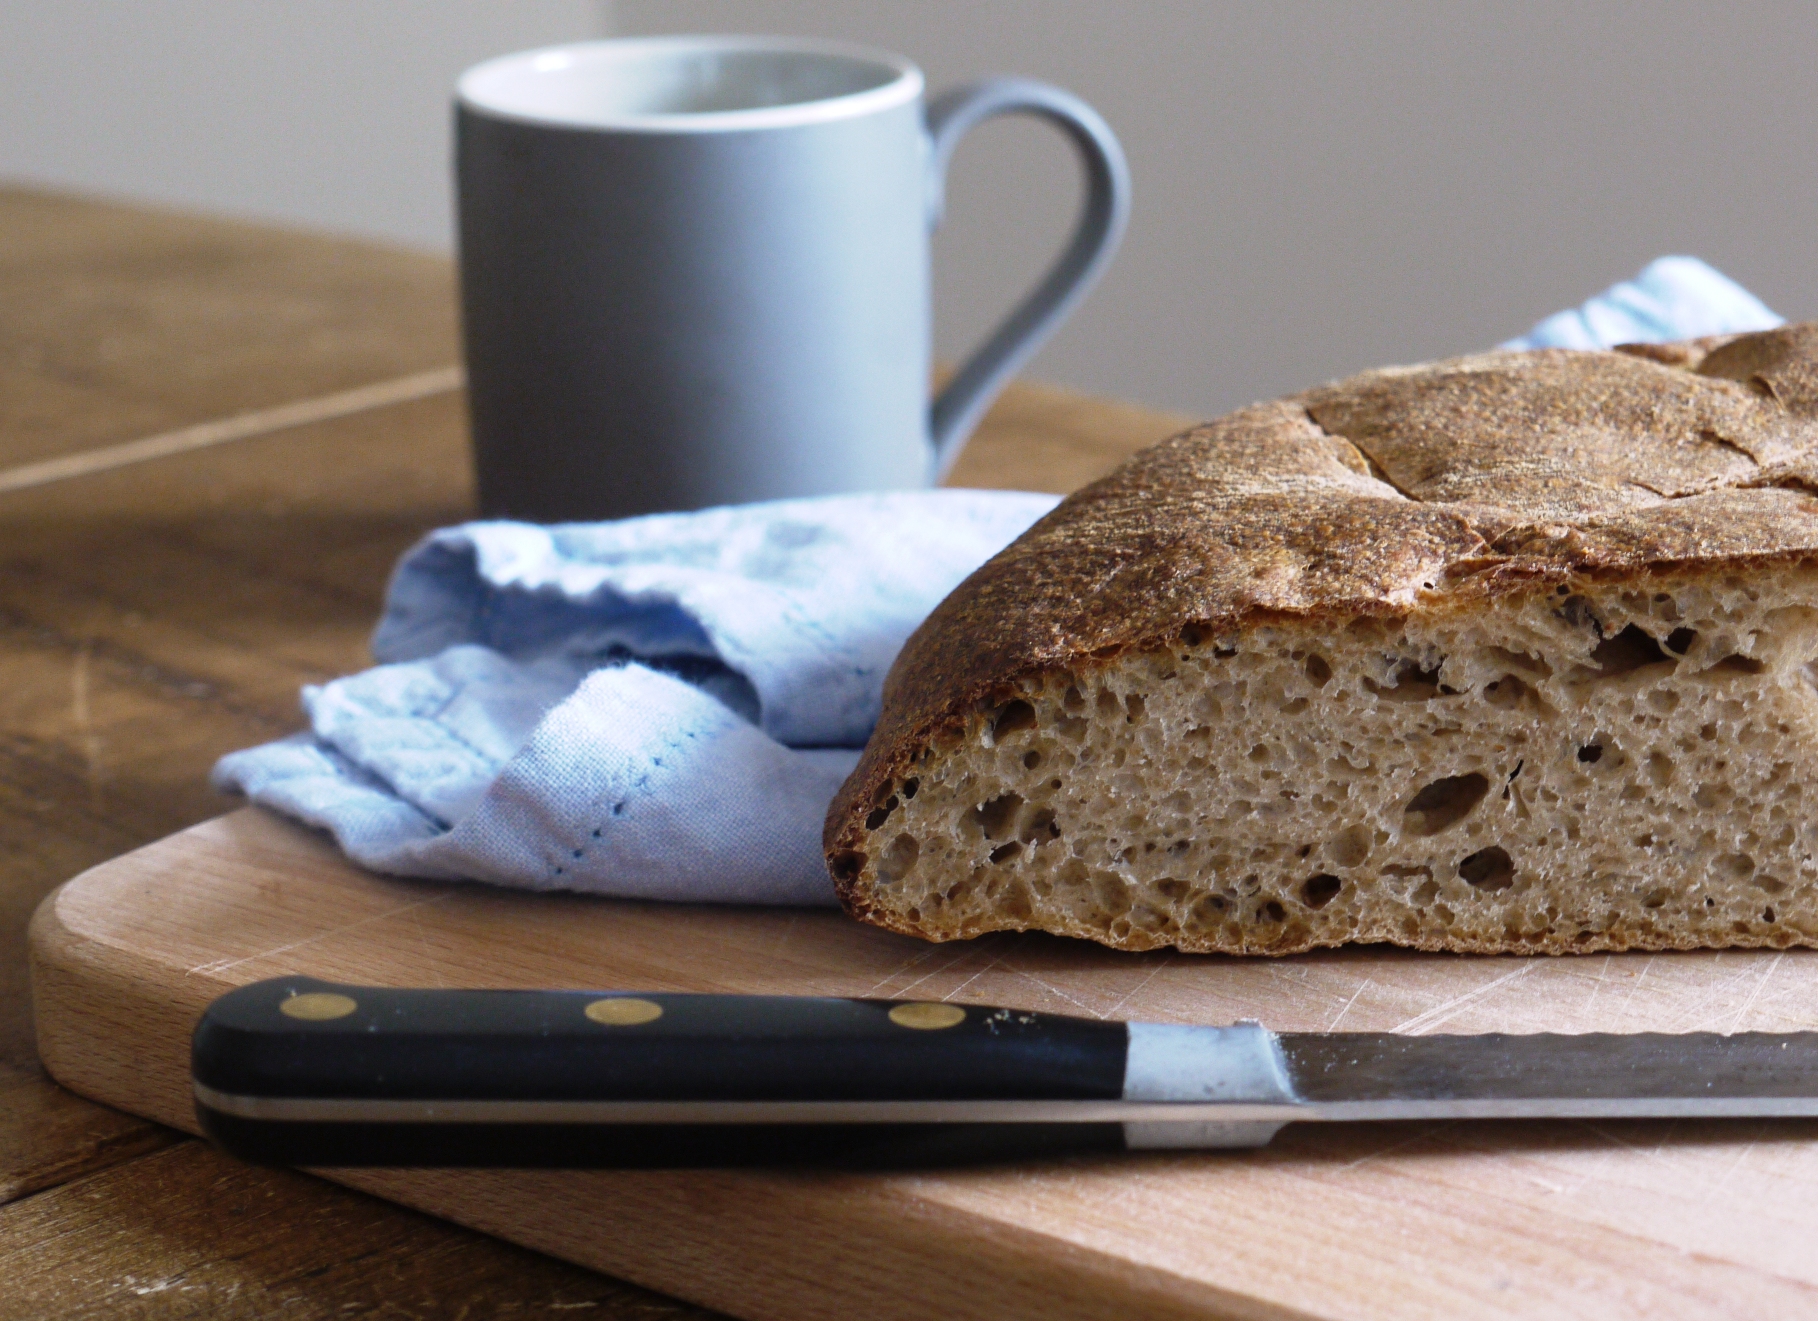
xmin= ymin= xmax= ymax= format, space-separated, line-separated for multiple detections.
xmin=825 ymin=325 xmax=1818 ymax=954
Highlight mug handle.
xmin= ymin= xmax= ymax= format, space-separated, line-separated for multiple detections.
xmin=925 ymin=78 xmax=1132 ymax=479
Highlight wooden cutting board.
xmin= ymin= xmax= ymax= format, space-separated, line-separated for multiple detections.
xmin=29 ymin=807 xmax=1818 ymax=1320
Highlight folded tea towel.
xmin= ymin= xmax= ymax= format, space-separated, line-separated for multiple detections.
xmin=215 ymin=256 xmax=1782 ymax=905
xmin=1501 ymin=255 xmax=1779 ymax=351
xmin=215 ymin=491 xmax=1060 ymax=903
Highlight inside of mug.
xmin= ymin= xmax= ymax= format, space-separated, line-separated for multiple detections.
xmin=460 ymin=39 xmax=915 ymax=128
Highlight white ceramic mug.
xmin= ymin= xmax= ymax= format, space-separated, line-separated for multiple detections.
xmin=457 ymin=35 xmax=1129 ymax=521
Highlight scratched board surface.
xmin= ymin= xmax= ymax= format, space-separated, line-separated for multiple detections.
xmin=30 ymin=808 xmax=1818 ymax=1320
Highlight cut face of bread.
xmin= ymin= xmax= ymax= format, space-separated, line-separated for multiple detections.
xmin=826 ymin=325 xmax=1818 ymax=955
xmin=839 ymin=571 xmax=1818 ymax=953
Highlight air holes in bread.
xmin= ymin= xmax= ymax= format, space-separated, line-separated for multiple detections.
xmin=1191 ymin=894 xmax=1229 ymax=923
xmin=1707 ymin=654 xmax=1766 ymax=675
xmin=1484 ymin=674 xmax=1531 ymax=708
xmin=866 ymin=796 xmax=900 ymax=830
xmin=1589 ymin=624 xmax=1671 ymax=677
xmin=969 ymin=792 xmax=1024 ymax=841
xmin=1459 ymin=846 xmax=1515 ymax=891
xmin=1302 ymin=874 xmax=1342 ymax=908
xmin=1364 ymin=660 xmax=1446 ymax=701
xmin=877 ymin=834 xmax=919 ymax=885
xmin=1560 ymin=594 xmax=1606 ymax=633
xmin=1327 ymin=824 xmax=1372 ymax=867
xmin=991 ymin=700 xmax=1037 ymax=741
xmin=1020 ymin=806 xmax=1061 ymax=844
xmin=1304 ymin=654 xmax=1332 ymax=687
xmin=1665 ymin=627 xmax=1699 ymax=655
xmin=1404 ymin=773 xmax=1490 ymax=835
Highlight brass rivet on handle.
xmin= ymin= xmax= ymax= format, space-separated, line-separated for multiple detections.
xmin=585 ymin=997 xmax=664 ymax=1026
xmin=280 ymin=992 xmax=358 ymax=1021
xmin=889 ymin=1002 xmax=966 ymax=1030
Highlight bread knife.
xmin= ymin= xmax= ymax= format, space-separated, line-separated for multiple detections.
xmin=193 ymin=977 xmax=1818 ymax=1168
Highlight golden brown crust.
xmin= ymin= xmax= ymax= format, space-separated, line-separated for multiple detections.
xmin=827 ymin=326 xmax=1818 ymax=928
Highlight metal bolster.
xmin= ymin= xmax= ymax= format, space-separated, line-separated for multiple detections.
xmin=1120 ymin=1021 xmax=1299 ymax=1149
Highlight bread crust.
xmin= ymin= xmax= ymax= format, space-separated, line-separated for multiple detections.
xmin=826 ymin=326 xmax=1818 ymax=947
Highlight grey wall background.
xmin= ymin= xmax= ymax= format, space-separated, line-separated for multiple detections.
xmin=0 ymin=1 xmax=611 ymax=253
xmin=2 ymin=2 xmax=1814 ymax=419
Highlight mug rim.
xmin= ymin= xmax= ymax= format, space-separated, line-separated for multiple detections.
xmin=457 ymin=34 xmax=925 ymax=134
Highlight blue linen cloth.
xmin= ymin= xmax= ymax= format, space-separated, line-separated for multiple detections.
xmin=216 ymin=491 xmax=1059 ymax=903
xmin=1501 ymin=255 xmax=1779 ymax=351
xmin=216 ymin=256 xmax=1783 ymax=905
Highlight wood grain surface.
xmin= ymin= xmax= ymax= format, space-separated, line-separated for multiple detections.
xmin=0 ymin=188 xmax=459 ymax=468
xmin=33 ymin=808 xmax=1818 ymax=1321
xmin=0 ymin=1141 xmax=717 ymax=1321
xmin=0 ymin=187 xmax=1178 ymax=1318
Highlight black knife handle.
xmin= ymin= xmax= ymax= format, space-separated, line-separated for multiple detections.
xmin=193 ymin=977 xmax=1129 ymax=1101
xmin=192 ymin=978 xmax=1132 ymax=1168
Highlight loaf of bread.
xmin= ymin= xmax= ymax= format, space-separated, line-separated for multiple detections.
xmin=825 ymin=325 xmax=1818 ymax=955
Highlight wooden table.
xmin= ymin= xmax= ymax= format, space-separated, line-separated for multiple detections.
xmin=0 ymin=186 xmax=1189 ymax=1318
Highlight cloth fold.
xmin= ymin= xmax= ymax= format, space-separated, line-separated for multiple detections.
xmin=1501 ymin=255 xmax=1779 ymax=352
xmin=217 ymin=256 xmax=1784 ymax=905
xmin=215 ymin=490 xmax=1059 ymax=903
